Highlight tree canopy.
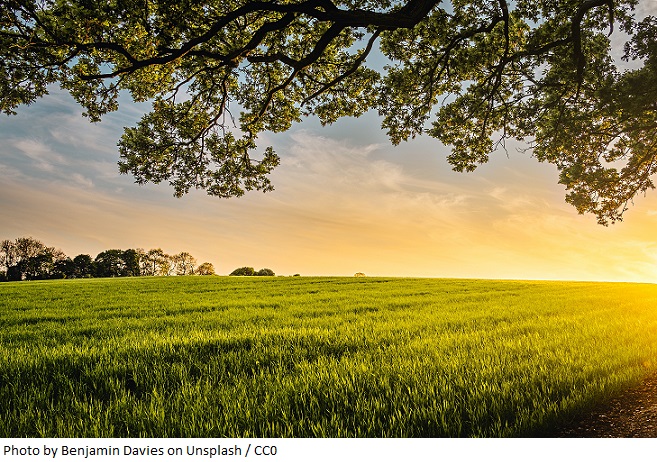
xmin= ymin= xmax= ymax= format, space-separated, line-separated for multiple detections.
xmin=2 ymin=0 xmax=655 ymax=223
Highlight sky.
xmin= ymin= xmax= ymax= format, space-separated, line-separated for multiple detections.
xmin=2 ymin=3 xmax=657 ymax=282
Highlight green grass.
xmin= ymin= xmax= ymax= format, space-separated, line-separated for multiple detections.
xmin=1 ymin=276 xmax=657 ymax=437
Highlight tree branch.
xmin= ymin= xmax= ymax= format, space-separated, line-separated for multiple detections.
xmin=303 ymin=28 xmax=382 ymax=104
xmin=67 ymin=0 xmax=440 ymax=79
xmin=572 ymin=0 xmax=615 ymax=81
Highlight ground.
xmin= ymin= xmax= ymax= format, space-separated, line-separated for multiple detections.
xmin=552 ymin=372 xmax=657 ymax=437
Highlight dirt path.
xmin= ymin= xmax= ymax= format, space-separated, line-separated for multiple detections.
xmin=550 ymin=372 xmax=657 ymax=437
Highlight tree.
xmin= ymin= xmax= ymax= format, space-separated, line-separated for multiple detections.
xmin=23 ymin=247 xmax=67 ymax=280
xmin=256 ymin=268 xmax=276 ymax=276
xmin=229 ymin=266 xmax=275 ymax=276
xmin=159 ymin=252 xmax=176 ymax=276
xmin=173 ymin=251 xmax=197 ymax=275
xmin=0 ymin=239 xmax=18 ymax=280
xmin=93 ymin=248 xmax=144 ymax=277
xmin=0 ymin=237 xmax=51 ymax=281
xmin=141 ymin=248 xmax=176 ymax=276
xmin=73 ymin=254 xmax=95 ymax=278
xmin=137 ymin=248 xmax=154 ymax=276
xmin=142 ymin=248 xmax=170 ymax=276
xmin=196 ymin=262 xmax=216 ymax=276
xmin=94 ymin=249 xmax=127 ymax=277
xmin=2 ymin=1 xmax=655 ymax=224
xmin=230 ymin=267 xmax=256 ymax=276
xmin=122 ymin=249 xmax=142 ymax=277
xmin=53 ymin=257 xmax=76 ymax=279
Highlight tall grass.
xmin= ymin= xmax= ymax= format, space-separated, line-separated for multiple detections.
xmin=1 ymin=276 xmax=657 ymax=437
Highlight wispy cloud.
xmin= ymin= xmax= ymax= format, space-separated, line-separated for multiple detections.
xmin=11 ymin=139 xmax=69 ymax=172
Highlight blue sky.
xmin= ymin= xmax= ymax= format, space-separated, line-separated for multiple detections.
xmin=2 ymin=3 xmax=657 ymax=281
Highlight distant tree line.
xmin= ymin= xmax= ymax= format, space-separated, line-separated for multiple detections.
xmin=0 ymin=237 xmax=215 ymax=282
xmin=229 ymin=267 xmax=275 ymax=276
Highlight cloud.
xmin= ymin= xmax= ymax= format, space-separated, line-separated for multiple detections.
xmin=11 ymin=139 xmax=69 ymax=172
xmin=283 ymin=131 xmax=382 ymax=181
xmin=70 ymin=173 xmax=94 ymax=188
xmin=0 ymin=162 xmax=24 ymax=178
xmin=279 ymin=131 xmax=474 ymax=213
xmin=49 ymin=119 xmax=117 ymax=156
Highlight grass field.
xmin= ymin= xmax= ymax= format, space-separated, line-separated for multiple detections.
xmin=2 ymin=276 xmax=657 ymax=437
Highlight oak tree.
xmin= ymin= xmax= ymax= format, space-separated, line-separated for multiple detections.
xmin=2 ymin=0 xmax=655 ymax=223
